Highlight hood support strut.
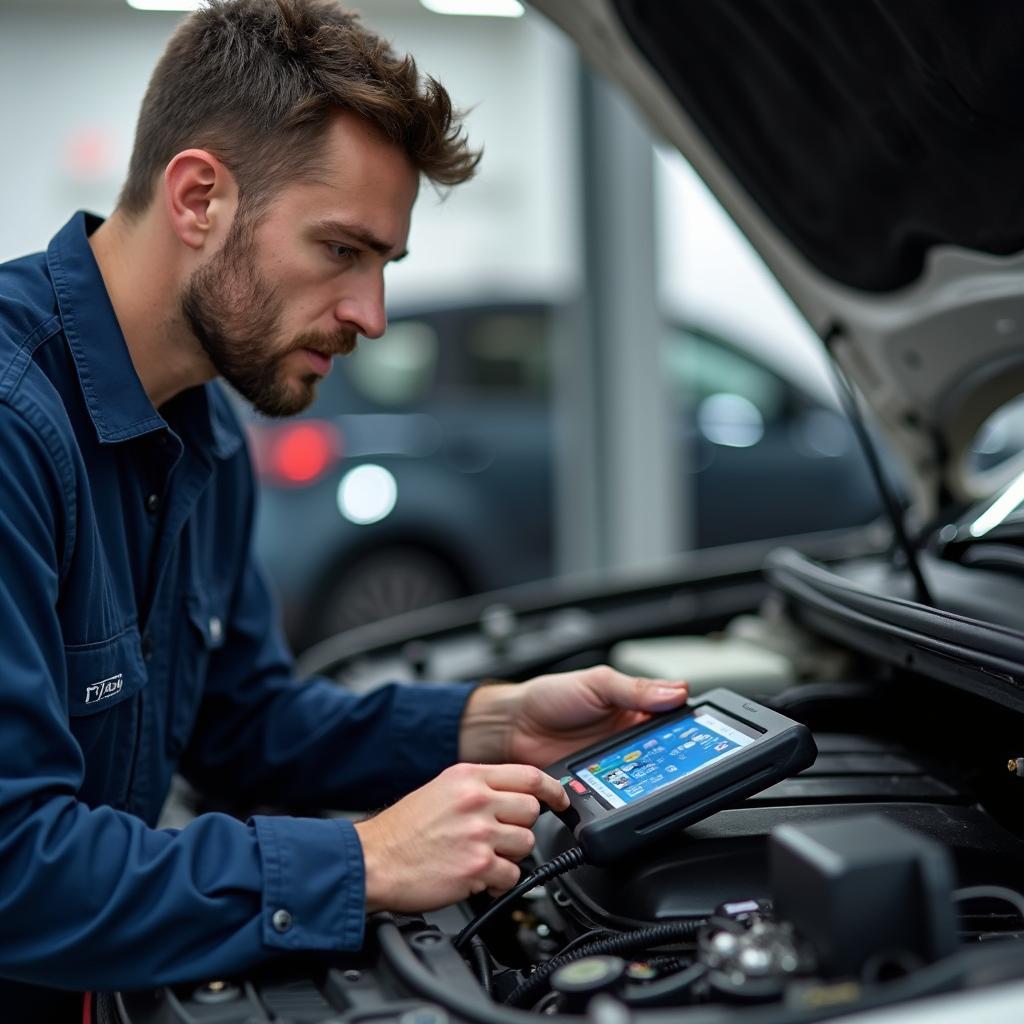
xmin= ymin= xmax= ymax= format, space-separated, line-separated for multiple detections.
xmin=823 ymin=323 xmax=933 ymax=607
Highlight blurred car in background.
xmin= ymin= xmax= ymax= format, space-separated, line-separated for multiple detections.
xmin=244 ymin=299 xmax=890 ymax=651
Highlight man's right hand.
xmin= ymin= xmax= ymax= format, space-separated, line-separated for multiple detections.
xmin=353 ymin=762 xmax=570 ymax=913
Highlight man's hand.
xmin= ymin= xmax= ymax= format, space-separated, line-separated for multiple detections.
xmin=459 ymin=665 xmax=690 ymax=767
xmin=353 ymin=762 xmax=569 ymax=913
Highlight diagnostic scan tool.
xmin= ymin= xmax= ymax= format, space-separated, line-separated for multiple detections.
xmin=545 ymin=688 xmax=816 ymax=864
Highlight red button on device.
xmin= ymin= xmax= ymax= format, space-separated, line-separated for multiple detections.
xmin=569 ymin=780 xmax=587 ymax=794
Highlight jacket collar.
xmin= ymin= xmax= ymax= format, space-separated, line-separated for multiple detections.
xmin=46 ymin=212 xmax=241 ymax=460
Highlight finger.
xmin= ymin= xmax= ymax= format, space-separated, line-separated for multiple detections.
xmin=484 ymin=764 xmax=570 ymax=811
xmin=492 ymin=791 xmax=542 ymax=827
xmin=484 ymin=857 xmax=523 ymax=897
xmin=492 ymin=823 xmax=536 ymax=862
xmin=588 ymin=669 xmax=689 ymax=714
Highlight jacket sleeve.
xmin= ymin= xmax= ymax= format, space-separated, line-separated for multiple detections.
xmin=177 ymin=449 xmax=474 ymax=812
xmin=0 ymin=399 xmax=370 ymax=992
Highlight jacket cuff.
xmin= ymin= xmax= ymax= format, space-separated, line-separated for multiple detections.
xmin=252 ymin=814 xmax=366 ymax=951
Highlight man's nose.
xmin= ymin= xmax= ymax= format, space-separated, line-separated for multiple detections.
xmin=335 ymin=276 xmax=387 ymax=340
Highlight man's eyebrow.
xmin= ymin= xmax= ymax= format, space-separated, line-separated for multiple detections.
xmin=312 ymin=219 xmax=408 ymax=262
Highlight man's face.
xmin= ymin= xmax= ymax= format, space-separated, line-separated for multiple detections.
xmin=181 ymin=112 xmax=418 ymax=417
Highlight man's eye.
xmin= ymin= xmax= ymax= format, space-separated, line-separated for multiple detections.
xmin=327 ymin=243 xmax=357 ymax=261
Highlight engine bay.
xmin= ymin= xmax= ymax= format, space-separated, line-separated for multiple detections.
xmin=109 ymin=601 xmax=1024 ymax=1023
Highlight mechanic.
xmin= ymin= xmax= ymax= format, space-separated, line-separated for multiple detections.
xmin=0 ymin=1 xmax=689 ymax=1018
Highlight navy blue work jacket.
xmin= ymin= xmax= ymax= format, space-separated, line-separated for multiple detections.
xmin=0 ymin=212 xmax=472 ymax=1015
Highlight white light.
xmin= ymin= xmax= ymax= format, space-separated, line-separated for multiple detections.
xmin=337 ymin=464 xmax=398 ymax=526
xmin=697 ymin=393 xmax=765 ymax=449
xmin=969 ymin=472 xmax=1024 ymax=538
xmin=126 ymin=1 xmax=201 ymax=11
xmin=419 ymin=0 xmax=524 ymax=17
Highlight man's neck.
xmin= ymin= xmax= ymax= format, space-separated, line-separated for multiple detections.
xmin=88 ymin=210 xmax=215 ymax=410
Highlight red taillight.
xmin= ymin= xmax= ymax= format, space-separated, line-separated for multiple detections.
xmin=247 ymin=420 xmax=344 ymax=487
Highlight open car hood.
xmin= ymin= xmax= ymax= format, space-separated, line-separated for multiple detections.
xmin=531 ymin=0 xmax=1024 ymax=518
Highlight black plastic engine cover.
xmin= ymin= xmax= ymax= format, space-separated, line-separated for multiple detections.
xmin=534 ymin=732 xmax=1024 ymax=931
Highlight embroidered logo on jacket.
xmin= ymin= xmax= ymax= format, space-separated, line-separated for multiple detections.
xmin=84 ymin=674 xmax=124 ymax=705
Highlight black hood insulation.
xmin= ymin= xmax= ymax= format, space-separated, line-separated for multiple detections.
xmin=613 ymin=0 xmax=1024 ymax=292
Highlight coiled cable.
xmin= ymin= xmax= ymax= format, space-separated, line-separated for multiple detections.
xmin=504 ymin=918 xmax=707 ymax=1008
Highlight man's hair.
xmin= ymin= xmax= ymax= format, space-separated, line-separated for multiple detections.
xmin=118 ymin=0 xmax=478 ymax=217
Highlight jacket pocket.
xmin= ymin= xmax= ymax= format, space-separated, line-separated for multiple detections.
xmin=166 ymin=593 xmax=227 ymax=757
xmin=65 ymin=624 xmax=148 ymax=808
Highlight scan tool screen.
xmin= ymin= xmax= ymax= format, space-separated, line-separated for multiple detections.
xmin=571 ymin=707 xmax=760 ymax=808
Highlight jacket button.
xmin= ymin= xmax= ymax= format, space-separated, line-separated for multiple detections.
xmin=145 ymin=493 xmax=160 ymax=514
xmin=272 ymin=909 xmax=293 ymax=933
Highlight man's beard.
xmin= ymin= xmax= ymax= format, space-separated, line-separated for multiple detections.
xmin=180 ymin=220 xmax=357 ymax=417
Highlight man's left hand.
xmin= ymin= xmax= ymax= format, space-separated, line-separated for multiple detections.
xmin=458 ymin=666 xmax=689 ymax=768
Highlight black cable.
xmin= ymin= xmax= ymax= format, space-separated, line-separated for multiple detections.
xmin=453 ymin=847 xmax=586 ymax=952
xmin=504 ymin=919 xmax=706 ymax=1009
xmin=469 ymin=935 xmax=495 ymax=996
xmin=376 ymin=915 xmax=581 ymax=1024
xmin=821 ymin=323 xmax=933 ymax=606
xmin=952 ymin=885 xmax=1024 ymax=925
xmin=556 ymin=928 xmax=616 ymax=958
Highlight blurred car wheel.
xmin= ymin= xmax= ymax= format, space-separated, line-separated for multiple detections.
xmin=315 ymin=546 xmax=466 ymax=635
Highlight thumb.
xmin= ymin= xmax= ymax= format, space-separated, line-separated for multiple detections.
xmin=594 ymin=670 xmax=689 ymax=713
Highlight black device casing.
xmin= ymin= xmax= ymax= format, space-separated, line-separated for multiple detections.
xmin=770 ymin=814 xmax=958 ymax=975
xmin=543 ymin=688 xmax=817 ymax=865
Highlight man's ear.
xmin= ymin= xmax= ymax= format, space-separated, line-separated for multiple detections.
xmin=163 ymin=149 xmax=238 ymax=251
